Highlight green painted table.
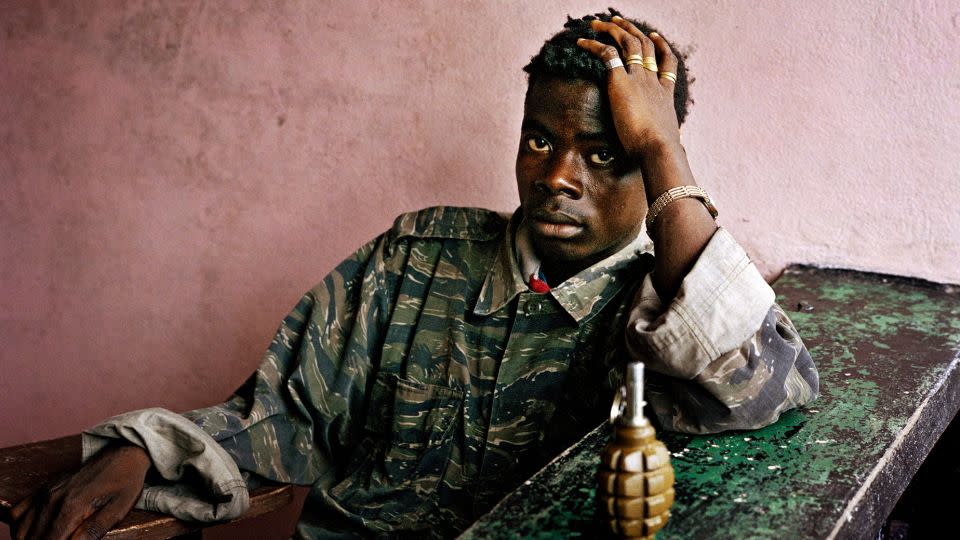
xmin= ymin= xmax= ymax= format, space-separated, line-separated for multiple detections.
xmin=460 ymin=266 xmax=960 ymax=539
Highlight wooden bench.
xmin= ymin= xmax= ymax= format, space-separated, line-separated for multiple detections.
xmin=3 ymin=265 xmax=958 ymax=538
xmin=0 ymin=436 xmax=301 ymax=539
xmin=459 ymin=265 xmax=960 ymax=539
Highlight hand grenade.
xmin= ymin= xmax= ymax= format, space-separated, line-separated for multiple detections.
xmin=598 ymin=362 xmax=675 ymax=539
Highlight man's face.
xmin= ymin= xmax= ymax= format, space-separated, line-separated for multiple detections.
xmin=516 ymin=77 xmax=647 ymax=278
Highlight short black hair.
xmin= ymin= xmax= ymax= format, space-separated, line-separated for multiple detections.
xmin=523 ymin=8 xmax=692 ymax=125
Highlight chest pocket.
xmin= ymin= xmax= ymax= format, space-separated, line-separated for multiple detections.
xmin=364 ymin=372 xmax=464 ymax=487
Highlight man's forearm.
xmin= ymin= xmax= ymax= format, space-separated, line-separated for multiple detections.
xmin=640 ymin=140 xmax=718 ymax=300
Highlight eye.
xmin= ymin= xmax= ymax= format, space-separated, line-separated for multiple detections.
xmin=526 ymin=136 xmax=551 ymax=153
xmin=589 ymin=149 xmax=615 ymax=165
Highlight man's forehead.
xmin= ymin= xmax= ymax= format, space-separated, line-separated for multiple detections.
xmin=522 ymin=78 xmax=610 ymax=133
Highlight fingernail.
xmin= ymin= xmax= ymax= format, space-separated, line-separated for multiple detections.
xmin=576 ymin=38 xmax=584 ymax=44
xmin=650 ymin=32 xmax=660 ymax=37
xmin=612 ymin=15 xmax=623 ymax=21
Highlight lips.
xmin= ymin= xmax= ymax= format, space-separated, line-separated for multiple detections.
xmin=527 ymin=208 xmax=585 ymax=239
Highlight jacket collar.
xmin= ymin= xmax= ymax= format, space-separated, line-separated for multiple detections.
xmin=473 ymin=210 xmax=653 ymax=323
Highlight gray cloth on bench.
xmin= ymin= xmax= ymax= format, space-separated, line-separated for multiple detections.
xmin=82 ymin=407 xmax=249 ymax=522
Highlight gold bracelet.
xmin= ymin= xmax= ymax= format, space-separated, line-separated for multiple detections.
xmin=645 ymin=185 xmax=718 ymax=233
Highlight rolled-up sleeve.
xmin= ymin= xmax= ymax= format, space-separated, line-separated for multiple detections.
xmin=82 ymin=407 xmax=249 ymax=522
xmin=626 ymin=227 xmax=819 ymax=433
xmin=78 ymin=233 xmax=393 ymax=523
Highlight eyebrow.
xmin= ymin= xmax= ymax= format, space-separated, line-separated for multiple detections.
xmin=520 ymin=117 xmax=612 ymax=144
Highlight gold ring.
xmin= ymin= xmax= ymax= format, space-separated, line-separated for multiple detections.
xmin=658 ymin=71 xmax=677 ymax=83
xmin=642 ymin=56 xmax=658 ymax=72
xmin=625 ymin=54 xmax=644 ymax=65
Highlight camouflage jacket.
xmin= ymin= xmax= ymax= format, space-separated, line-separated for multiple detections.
xmin=110 ymin=206 xmax=816 ymax=537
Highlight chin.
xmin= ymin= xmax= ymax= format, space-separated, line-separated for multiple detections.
xmin=531 ymin=238 xmax=590 ymax=265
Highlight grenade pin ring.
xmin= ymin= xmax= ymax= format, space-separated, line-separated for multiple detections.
xmin=610 ymin=385 xmax=627 ymax=425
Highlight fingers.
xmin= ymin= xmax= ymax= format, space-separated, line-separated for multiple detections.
xmin=585 ymin=18 xmax=661 ymax=78
xmin=575 ymin=37 xmax=628 ymax=82
xmin=29 ymin=492 xmax=65 ymax=540
xmin=649 ymin=32 xmax=679 ymax=91
xmin=11 ymin=495 xmax=38 ymax=540
xmin=56 ymin=495 xmax=108 ymax=540
xmin=11 ymin=447 xmax=148 ymax=540
xmin=12 ymin=512 xmax=37 ymax=540
xmin=14 ymin=488 xmax=61 ymax=540
xmin=69 ymin=503 xmax=125 ymax=540
xmin=588 ymin=19 xmax=654 ymax=76
xmin=588 ymin=20 xmax=645 ymax=59
xmin=10 ymin=494 xmax=30 ymax=520
xmin=11 ymin=488 xmax=110 ymax=540
xmin=608 ymin=16 xmax=656 ymax=67
xmin=575 ymin=37 xmax=621 ymax=63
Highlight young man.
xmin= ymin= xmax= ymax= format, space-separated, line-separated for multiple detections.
xmin=12 ymin=10 xmax=818 ymax=539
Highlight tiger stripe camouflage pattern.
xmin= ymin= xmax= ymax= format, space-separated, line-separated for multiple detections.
xmin=181 ymin=206 xmax=817 ymax=538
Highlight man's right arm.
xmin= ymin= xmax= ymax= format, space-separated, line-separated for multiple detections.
xmin=10 ymin=444 xmax=150 ymax=540
xmin=11 ymin=229 xmax=400 ymax=538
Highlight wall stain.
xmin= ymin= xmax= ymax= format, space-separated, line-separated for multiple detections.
xmin=1 ymin=2 xmax=46 ymax=40
xmin=104 ymin=0 xmax=192 ymax=72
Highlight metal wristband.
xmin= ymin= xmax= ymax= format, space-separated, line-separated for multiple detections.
xmin=645 ymin=185 xmax=718 ymax=233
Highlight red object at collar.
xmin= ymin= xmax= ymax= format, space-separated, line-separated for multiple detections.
xmin=529 ymin=273 xmax=551 ymax=293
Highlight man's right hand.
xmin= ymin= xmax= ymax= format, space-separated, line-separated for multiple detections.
xmin=9 ymin=444 xmax=151 ymax=540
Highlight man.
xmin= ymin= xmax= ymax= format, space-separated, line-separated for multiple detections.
xmin=12 ymin=9 xmax=818 ymax=539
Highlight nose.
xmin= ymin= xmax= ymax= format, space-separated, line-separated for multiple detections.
xmin=537 ymin=151 xmax=583 ymax=199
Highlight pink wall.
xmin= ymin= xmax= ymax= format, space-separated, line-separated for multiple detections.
xmin=1 ymin=0 xmax=958 ymax=471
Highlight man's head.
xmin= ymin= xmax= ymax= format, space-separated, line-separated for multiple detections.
xmin=523 ymin=9 xmax=690 ymax=126
xmin=516 ymin=9 xmax=690 ymax=283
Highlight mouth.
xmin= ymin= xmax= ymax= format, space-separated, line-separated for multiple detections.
xmin=527 ymin=208 xmax=585 ymax=240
